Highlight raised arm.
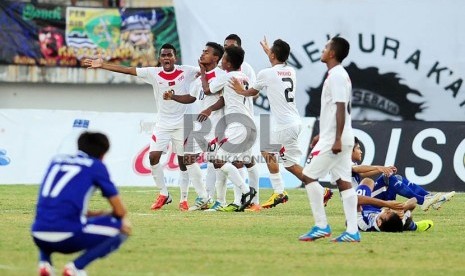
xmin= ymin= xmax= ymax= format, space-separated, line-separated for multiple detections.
xmin=82 ymin=56 xmax=137 ymax=76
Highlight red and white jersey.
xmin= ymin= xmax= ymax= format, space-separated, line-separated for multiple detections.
xmin=314 ymin=64 xmax=354 ymax=152
xmin=137 ymin=65 xmax=198 ymax=129
xmin=253 ymin=63 xmax=301 ymax=130
xmin=209 ymin=71 xmax=253 ymax=121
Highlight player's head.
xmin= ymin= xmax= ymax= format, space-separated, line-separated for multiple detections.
xmin=159 ymin=43 xmax=177 ymax=71
xmin=377 ymin=209 xmax=404 ymax=232
xmin=321 ymin=36 xmax=350 ymax=64
xmin=224 ymin=34 xmax=242 ymax=48
xmin=221 ymin=46 xmax=244 ymax=71
xmin=78 ymin=132 xmax=110 ymax=160
xmin=201 ymin=42 xmax=224 ymax=66
xmin=270 ymin=39 xmax=290 ymax=63
xmin=352 ymin=136 xmax=363 ymax=163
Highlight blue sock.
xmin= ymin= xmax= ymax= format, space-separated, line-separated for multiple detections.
xmin=39 ymin=250 xmax=52 ymax=264
xmin=388 ymin=175 xmax=425 ymax=204
xmin=403 ymin=178 xmax=429 ymax=196
xmin=405 ymin=220 xmax=417 ymax=231
xmin=74 ymin=234 xmax=128 ymax=269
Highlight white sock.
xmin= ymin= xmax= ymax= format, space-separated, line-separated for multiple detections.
xmin=305 ymin=182 xmax=328 ymax=228
xmin=247 ymin=165 xmax=259 ymax=204
xmin=270 ymin=173 xmax=284 ymax=194
xmin=178 ymin=170 xmax=189 ymax=202
xmin=186 ymin=163 xmax=208 ymax=199
xmin=215 ymin=169 xmax=227 ymax=205
xmin=206 ymin=162 xmax=216 ymax=199
xmin=151 ymin=164 xmax=168 ymax=196
xmin=341 ymin=188 xmax=358 ymax=234
xmin=233 ymin=185 xmax=242 ymax=205
xmin=221 ymin=163 xmax=249 ymax=194
xmin=239 ymin=166 xmax=247 ymax=181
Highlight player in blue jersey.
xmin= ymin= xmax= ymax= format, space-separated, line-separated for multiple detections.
xmin=351 ymin=136 xmax=455 ymax=212
xmin=31 ymin=132 xmax=131 ymax=276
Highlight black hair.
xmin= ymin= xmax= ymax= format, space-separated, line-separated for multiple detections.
xmin=271 ymin=39 xmax=290 ymax=62
xmin=354 ymin=136 xmax=360 ymax=145
xmin=224 ymin=46 xmax=244 ymax=71
xmin=330 ymin=36 xmax=350 ymax=63
xmin=78 ymin=132 xmax=110 ymax=159
xmin=160 ymin=43 xmax=177 ymax=56
xmin=378 ymin=212 xmax=404 ymax=232
xmin=206 ymin=42 xmax=224 ymax=61
xmin=225 ymin=34 xmax=242 ymax=46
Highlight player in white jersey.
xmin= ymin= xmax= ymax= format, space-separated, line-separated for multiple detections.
xmin=164 ymin=42 xmax=226 ymax=210
xmin=198 ymin=46 xmax=257 ymax=212
xmin=222 ymin=34 xmax=260 ymax=211
xmin=231 ymin=38 xmax=332 ymax=211
xmin=82 ymin=44 xmax=199 ymax=211
xmin=298 ymin=37 xmax=360 ymax=242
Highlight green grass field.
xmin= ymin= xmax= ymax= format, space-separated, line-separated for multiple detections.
xmin=0 ymin=185 xmax=463 ymax=276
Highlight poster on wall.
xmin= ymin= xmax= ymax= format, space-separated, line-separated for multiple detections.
xmin=0 ymin=1 xmax=181 ymax=68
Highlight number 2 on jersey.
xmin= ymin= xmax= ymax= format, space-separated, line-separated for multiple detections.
xmin=41 ymin=164 xmax=81 ymax=197
xmin=282 ymin=77 xmax=294 ymax=102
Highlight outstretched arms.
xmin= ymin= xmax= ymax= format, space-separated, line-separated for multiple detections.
xmin=82 ymin=56 xmax=137 ymax=76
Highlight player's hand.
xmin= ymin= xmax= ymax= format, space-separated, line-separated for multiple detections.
xmin=228 ymin=77 xmax=245 ymax=94
xmin=378 ymin=166 xmax=394 ymax=176
xmin=386 ymin=201 xmax=404 ymax=211
xmin=197 ymin=109 xmax=212 ymax=122
xmin=82 ymin=55 xmax=103 ymax=68
xmin=163 ymin=90 xmax=174 ymax=100
xmin=331 ymin=139 xmax=342 ymax=154
xmin=121 ymin=217 xmax=132 ymax=235
xmin=260 ymin=36 xmax=271 ymax=57
xmin=198 ymin=59 xmax=206 ymax=73
xmin=310 ymin=134 xmax=320 ymax=148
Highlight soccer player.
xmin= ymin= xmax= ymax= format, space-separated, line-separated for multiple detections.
xmin=82 ymin=44 xmax=204 ymax=211
xmin=351 ymin=136 xmax=455 ymax=211
xmin=230 ymin=37 xmax=333 ymax=209
xmin=31 ymin=132 xmax=131 ymax=276
xmin=198 ymin=46 xmax=257 ymax=212
xmin=222 ymin=34 xmax=261 ymax=211
xmin=299 ymin=37 xmax=360 ymax=242
xmin=163 ymin=41 xmax=226 ymax=210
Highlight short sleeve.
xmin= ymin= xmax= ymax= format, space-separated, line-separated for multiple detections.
xmin=93 ymin=161 xmax=118 ymax=198
xmin=136 ymin=67 xmax=155 ymax=85
xmin=329 ymin=73 xmax=349 ymax=103
xmin=356 ymin=184 xmax=372 ymax=197
xmin=209 ymin=73 xmax=228 ymax=94
xmin=253 ymin=69 xmax=268 ymax=91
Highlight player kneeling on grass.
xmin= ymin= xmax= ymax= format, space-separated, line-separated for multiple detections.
xmin=31 ymin=132 xmax=131 ymax=276
xmin=357 ymin=180 xmax=433 ymax=232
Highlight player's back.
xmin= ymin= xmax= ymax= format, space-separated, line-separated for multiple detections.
xmin=32 ymin=152 xmax=116 ymax=232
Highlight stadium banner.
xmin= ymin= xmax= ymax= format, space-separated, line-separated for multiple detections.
xmin=0 ymin=109 xmax=315 ymax=188
xmin=308 ymin=120 xmax=465 ymax=191
xmin=0 ymin=1 xmax=180 ymax=68
xmin=174 ymin=0 xmax=465 ymax=121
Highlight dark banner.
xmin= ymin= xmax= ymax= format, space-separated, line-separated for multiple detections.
xmin=0 ymin=1 xmax=180 ymax=67
xmin=309 ymin=121 xmax=465 ymax=192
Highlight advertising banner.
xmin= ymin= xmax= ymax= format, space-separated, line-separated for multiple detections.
xmin=174 ymin=0 xmax=465 ymax=121
xmin=0 ymin=1 xmax=180 ymax=68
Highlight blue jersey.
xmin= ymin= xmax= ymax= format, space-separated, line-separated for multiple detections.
xmin=356 ymin=184 xmax=381 ymax=232
xmin=32 ymin=152 xmax=118 ymax=233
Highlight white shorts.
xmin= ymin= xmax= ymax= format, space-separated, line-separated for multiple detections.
xmin=184 ymin=130 xmax=219 ymax=157
xmin=302 ymin=145 xmax=353 ymax=183
xmin=265 ymin=125 xmax=302 ymax=167
xmin=215 ymin=125 xmax=255 ymax=163
xmin=149 ymin=126 xmax=184 ymax=155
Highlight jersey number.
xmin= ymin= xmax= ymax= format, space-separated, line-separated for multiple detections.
xmin=41 ymin=164 xmax=81 ymax=198
xmin=242 ymin=80 xmax=249 ymax=104
xmin=282 ymin=78 xmax=294 ymax=102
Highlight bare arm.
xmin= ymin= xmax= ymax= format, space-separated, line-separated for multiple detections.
xmin=358 ymin=195 xmax=404 ymax=210
xmin=82 ymin=57 xmax=136 ymax=76
xmin=164 ymin=91 xmax=196 ymax=104
xmin=229 ymin=77 xmax=259 ymax=97
xmin=197 ymin=96 xmax=225 ymax=122
xmin=352 ymin=165 xmax=396 ymax=178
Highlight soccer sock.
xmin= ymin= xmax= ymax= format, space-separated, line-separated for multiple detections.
xmin=233 ymin=185 xmax=242 ymax=206
xmin=239 ymin=166 xmax=247 ymax=181
xmin=221 ymin=163 xmax=250 ymax=194
xmin=151 ymin=164 xmax=168 ymax=196
xmin=404 ymin=178 xmax=429 ymax=196
xmin=39 ymin=250 xmax=51 ymax=263
xmin=215 ymin=169 xmax=227 ymax=205
xmin=178 ymin=170 xmax=189 ymax=202
xmin=206 ymin=163 xmax=217 ymax=199
xmin=270 ymin=173 xmax=285 ymax=194
xmin=74 ymin=233 xmax=128 ymax=269
xmin=390 ymin=178 xmax=425 ymax=204
xmin=247 ymin=165 xmax=259 ymax=204
xmin=305 ymin=182 xmax=328 ymax=228
xmin=186 ymin=163 xmax=208 ymax=199
xmin=340 ymin=188 xmax=358 ymax=234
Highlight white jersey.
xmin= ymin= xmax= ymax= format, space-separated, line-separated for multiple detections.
xmin=314 ymin=64 xmax=354 ymax=152
xmin=241 ymin=61 xmax=256 ymax=115
xmin=209 ymin=71 xmax=253 ymax=121
xmin=253 ymin=64 xmax=301 ymax=131
xmin=136 ymin=65 xmax=198 ymax=129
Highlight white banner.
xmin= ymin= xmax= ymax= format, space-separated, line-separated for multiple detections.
xmin=174 ymin=0 xmax=465 ymax=121
xmin=0 ymin=109 xmax=315 ymax=187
